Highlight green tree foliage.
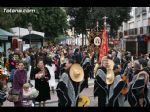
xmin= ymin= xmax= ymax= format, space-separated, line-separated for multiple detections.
xmin=0 ymin=7 xmax=68 ymax=40
xmin=65 ymin=7 xmax=131 ymax=38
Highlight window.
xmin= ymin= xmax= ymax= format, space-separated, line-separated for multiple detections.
xmin=124 ymin=30 xmax=128 ymax=36
xmin=135 ymin=28 xmax=137 ymax=35
xmin=148 ymin=18 xmax=150 ymax=26
xmin=119 ymin=32 xmax=123 ymax=38
xmin=143 ymin=26 xmax=147 ymax=34
xmin=147 ymin=26 xmax=150 ymax=33
xmin=140 ymin=27 xmax=143 ymax=34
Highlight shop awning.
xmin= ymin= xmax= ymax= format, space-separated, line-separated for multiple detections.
xmin=0 ymin=28 xmax=14 ymax=40
xmin=21 ymin=34 xmax=44 ymax=41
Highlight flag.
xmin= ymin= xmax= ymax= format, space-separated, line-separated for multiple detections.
xmin=98 ymin=28 xmax=108 ymax=63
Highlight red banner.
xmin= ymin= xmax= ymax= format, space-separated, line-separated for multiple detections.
xmin=98 ymin=28 xmax=108 ymax=63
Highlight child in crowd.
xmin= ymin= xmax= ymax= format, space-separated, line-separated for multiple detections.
xmin=22 ymin=83 xmax=39 ymax=107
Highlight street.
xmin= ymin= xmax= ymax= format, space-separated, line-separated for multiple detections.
xmin=2 ymin=79 xmax=130 ymax=107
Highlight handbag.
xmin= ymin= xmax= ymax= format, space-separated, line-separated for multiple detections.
xmin=30 ymin=88 xmax=39 ymax=99
xmin=7 ymin=89 xmax=20 ymax=102
xmin=0 ymin=90 xmax=7 ymax=103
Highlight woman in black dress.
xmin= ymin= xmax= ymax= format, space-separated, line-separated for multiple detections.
xmin=34 ymin=60 xmax=51 ymax=107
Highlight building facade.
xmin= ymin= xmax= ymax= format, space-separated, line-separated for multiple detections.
xmin=119 ymin=7 xmax=150 ymax=56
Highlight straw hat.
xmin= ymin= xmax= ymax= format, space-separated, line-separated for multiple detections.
xmin=106 ymin=59 xmax=115 ymax=85
xmin=69 ymin=64 xmax=84 ymax=82
xmin=107 ymin=59 xmax=114 ymax=70
xmin=106 ymin=69 xmax=115 ymax=85
xmin=78 ymin=96 xmax=90 ymax=107
xmin=94 ymin=63 xmax=100 ymax=77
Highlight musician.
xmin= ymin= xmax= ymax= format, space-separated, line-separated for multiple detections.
xmin=143 ymin=60 xmax=150 ymax=80
xmin=128 ymin=71 xmax=150 ymax=107
xmin=127 ymin=60 xmax=150 ymax=107
xmin=112 ymin=50 xmax=121 ymax=65
xmin=81 ymin=52 xmax=93 ymax=88
xmin=73 ymin=48 xmax=82 ymax=64
xmin=56 ymin=60 xmax=84 ymax=107
xmin=94 ymin=56 xmax=126 ymax=107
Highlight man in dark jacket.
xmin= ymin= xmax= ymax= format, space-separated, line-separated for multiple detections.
xmin=143 ymin=60 xmax=150 ymax=81
xmin=73 ymin=48 xmax=82 ymax=64
xmin=56 ymin=59 xmax=84 ymax=107
xmin=112 ymin=50 xmax=120 ymax=65
xmin=94 ymin=56 xmax=125 ymax=107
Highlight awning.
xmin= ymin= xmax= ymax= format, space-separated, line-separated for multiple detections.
xmin=21 ymin=34 xmax=44 ymax=41
xmin=0 ymin=28 xmax=14 ymax=40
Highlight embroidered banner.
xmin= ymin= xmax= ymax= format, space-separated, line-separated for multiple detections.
xmin=98 ymin=28 xmax=108 ymax=63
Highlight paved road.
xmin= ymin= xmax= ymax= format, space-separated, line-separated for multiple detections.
xmin=2 ymin=78 xmax=130 ymax=107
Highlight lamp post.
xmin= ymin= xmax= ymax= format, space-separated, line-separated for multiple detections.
xmin=28 ymin=23 xmax=32 ymax=48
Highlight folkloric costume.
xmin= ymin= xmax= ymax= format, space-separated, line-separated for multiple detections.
xmin=56 ymin=64 xmax=84 ymax=107
xmin=82 ymin=55 xmax=93 ymax=88
xmin=94 ymin=58 xmax=126 ymax=107
xmin=128 ymin=71 xmax=150 ymax=107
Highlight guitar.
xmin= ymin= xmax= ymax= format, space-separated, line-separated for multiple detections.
xmin=120 ymin=74 xmax=129 ymax=95
xmin=78 ymin=96 xmax=90 ymax=107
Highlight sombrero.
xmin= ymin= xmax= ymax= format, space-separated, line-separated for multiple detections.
xmin=78 ymin=96 xmax=90 ymax=107
xmin=69 ymin=64 xmax=84 ymax=82
xmin=106 ymin=59 xmax=115 ymax=85
xmin=106 ymin=69 xmax=115 ymax=85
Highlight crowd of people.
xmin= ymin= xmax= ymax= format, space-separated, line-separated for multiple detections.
xmin=0 ymin=44 xmax=150 ymax=107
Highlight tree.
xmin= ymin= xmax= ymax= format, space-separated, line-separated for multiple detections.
xmin=90 ymin=7 xmax=131 ymax=38
xmin=65 ymin=7 xmax=91 ymax=46
xmin=0 ymin=7 xmax=68 ymax=40
xmin=65 ymin=7 xmax=131 ymax=39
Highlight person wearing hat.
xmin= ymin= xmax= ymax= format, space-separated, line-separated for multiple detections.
xmin=94 ymin=56 xmax=126 ymax=107
xmin=56 ymin=60 xmax=84 ymax=107
xmin=73 ymin=48 xmax=83 ymax=64
xmin=143 ymin=60 xmax=150 ymax=81
xmin=127 ymin=71 xmax=150 ymax=107
xmin=112 ymin=50 xmax=121 ymax=65
xmin=81 ymin=52 xmax=93 ymax=88
xmin=127 ymin=60 xmax=150 ymax=107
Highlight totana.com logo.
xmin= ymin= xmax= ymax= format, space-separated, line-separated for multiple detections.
xmin=3 ymin=8 xmax=36 ymax=13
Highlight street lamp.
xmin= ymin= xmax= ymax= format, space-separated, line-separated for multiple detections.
xmin=28 ymin=23 xmax=32 ymax=48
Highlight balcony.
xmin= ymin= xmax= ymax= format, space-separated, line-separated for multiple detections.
xmin=123 ymin=26 xmax=150 ymax=36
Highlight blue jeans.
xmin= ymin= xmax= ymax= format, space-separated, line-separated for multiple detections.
xmin=10 ymin=69 xmax=16 ymax=87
